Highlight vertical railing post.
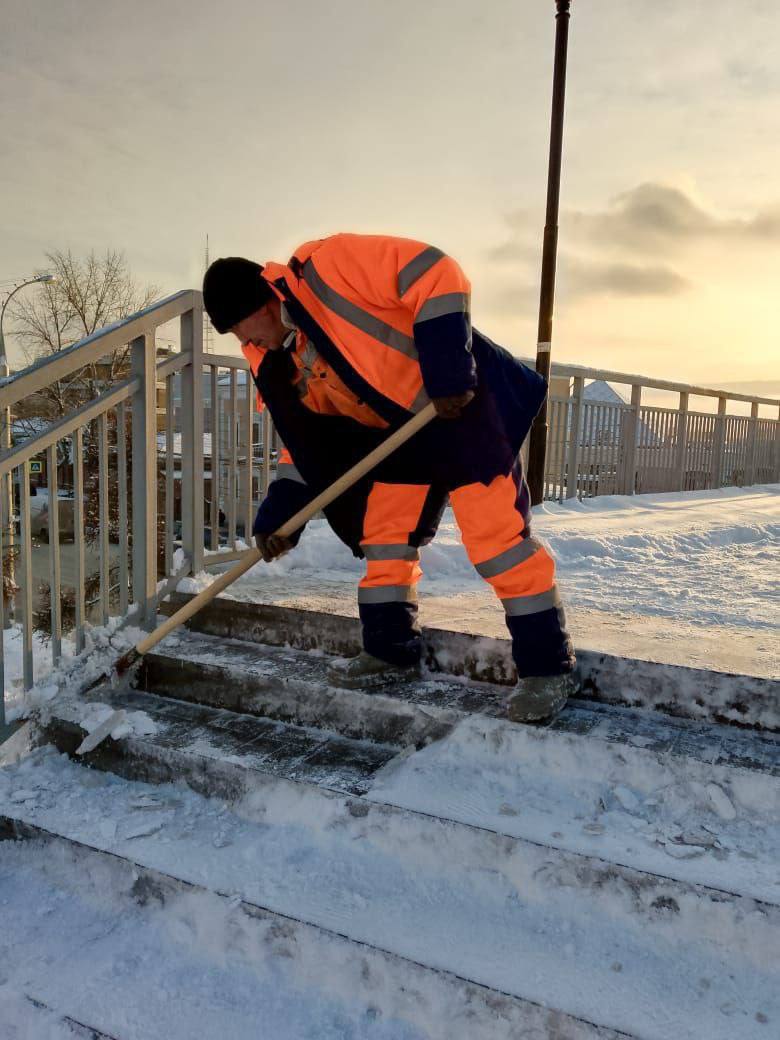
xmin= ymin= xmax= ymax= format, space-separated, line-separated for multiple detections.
xmin=675 ymin=391 xmax=689 ymax=492
xmin=0 ymin=513 xmax=5 ymax=726
xmin=46 ymin=443 xmax=62 ymax=663
xmin=131 ymin=332 xmax=158 ymax=628
xmin=711 ymin=396 xmax=727 ymax=489
xmin=244 ymin=372 xmax=254 ymax=542
xmin=621 ymin=384 xmax=642 ymax=495
xmin=1 ymin=392 xmax=15 ymax=629
xmin=73 ymin=428 xmax=86 ymax=652
xmin=774 ymin=404 xmax=780 ymax=484
xmin=746 ymin=401 xmax=759 ymax=486
xmin=180 ymin=301 xmax=204 ymax=574
xmin=116 ymin=402 xmax=129 ymax=615
xmin=565 ymin=376 xmax=583 ymax=499
xmin=19 ymin=462 xmax=33 ymax=690
xmin=98 ymin=413 xmax=110 ymax=626
xmin=261 ymin=409 xmax=272 ymax=496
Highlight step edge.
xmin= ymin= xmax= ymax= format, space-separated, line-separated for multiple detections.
xmin=38 ymin=710 xmax=780 ymax=914
xmin=1 ymin=814 xmax=635 ymax=1040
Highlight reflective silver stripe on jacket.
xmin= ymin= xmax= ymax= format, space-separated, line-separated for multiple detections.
xmin=302 ymin=259 xmax=418 ymax=360
xmin=501 ymin=588 xmax=561 ymax=616
xmin=475 ymin=537 xmax=544 ymax=580
xmin=410 ymin=385 xmax=431 ymax=413
xmin=361 ymin=543 xmax=420 ymax=561
xmin=276 ymin=462 xmax=306 ymax=485
xmin=358 ymin=585 xmax=418 ymax=604
xmin=415 ymin=292 xmax=470 ymax=324
xmin=397 ymin=246 xmax=445 ymax=297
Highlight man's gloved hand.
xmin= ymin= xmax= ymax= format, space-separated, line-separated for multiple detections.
xmin=255 ymin=531 xmax=294 ymax=562
xmin=431 ymin=390 xmax=475 ymax=419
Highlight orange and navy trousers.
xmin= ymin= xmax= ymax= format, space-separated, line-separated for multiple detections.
xmin=357 ymin=463 xmax=573 ymax=677
xmin=252 ymin=349 xmax=573 ymax=679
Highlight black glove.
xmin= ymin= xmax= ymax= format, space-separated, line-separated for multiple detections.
xmin=255 ymin=531 xmax=294 ymax=563
xmin=431 ymin=390 xmax=475 ymax=419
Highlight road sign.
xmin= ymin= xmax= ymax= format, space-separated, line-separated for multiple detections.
xmin=29 ymin=461 xmax=43 ymax=474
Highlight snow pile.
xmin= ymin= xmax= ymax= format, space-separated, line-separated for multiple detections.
xmin=1 ymin=616 xmax=152 ymax=727
xmin=208 ymin=484 xmax=779 ymax=627
xmin=369 ymin=714 xmax=780 ymax=902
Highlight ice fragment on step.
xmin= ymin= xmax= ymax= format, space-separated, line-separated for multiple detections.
xmin=582 ymin=822 xmax=604 ymax=835
xmin=76 ymin=709 xmax=128 ymax=755
xmin=662 ymin=842 xmax=706 ymax=860
xmin=129 ymin=793 xmax=173 ymax=810
xmin=612 ymin=785 xmax=641 ymax=813
xmin=9 ymin=789 xmax=38 ymax=804
xmin=121 ymin=818 xmax=164 ymax=840
xmin=99 ymin=819 xmax=117 ymax=841
xmin=706 ymin=782 xmax=737 ymax=821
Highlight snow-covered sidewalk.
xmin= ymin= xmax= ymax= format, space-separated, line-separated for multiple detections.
xmin=190 ymin=484 xmax=780 ymax=679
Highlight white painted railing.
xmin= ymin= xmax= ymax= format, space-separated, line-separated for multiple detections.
xmin=1 ymin=292 xmax=778 ymax=714
xmin=0 ymin=291 xmax=278 ymax=709
xmin=540 ymin=363 xmax=780 ymax=501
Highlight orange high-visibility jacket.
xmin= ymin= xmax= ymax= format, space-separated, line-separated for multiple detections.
xmin=241 ymin=233 xmax=477 ymax=430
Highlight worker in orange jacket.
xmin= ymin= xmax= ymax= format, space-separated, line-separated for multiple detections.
xmin=203 ymin=234 xmax=576 ymax=721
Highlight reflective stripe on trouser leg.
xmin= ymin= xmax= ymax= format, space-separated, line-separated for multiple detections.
xmin=358 ymin=483 xmax=430 ymax=666
xmin=450 ymin=472 xmax=575 ymax=677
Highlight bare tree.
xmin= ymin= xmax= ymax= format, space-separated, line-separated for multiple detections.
xmin=5 ymin=250 xmax=160 ymax=629
xmin=9 ymin=249 xmax=159 ymax=417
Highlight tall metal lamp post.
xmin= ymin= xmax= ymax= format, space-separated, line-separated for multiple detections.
xmin=0 ymin=272 xmax=56 ymax=628
xmin=527 ymin=0 xmax=573 ymax=506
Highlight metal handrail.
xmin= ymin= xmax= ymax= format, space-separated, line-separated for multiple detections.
xmin=0 ymin=378 xmax=140 ymax=476
xmin=1 ymin=284 xmax=777 ymax=712
xmin=530 ymin=357 xmax=780 ymax=409
xmin=0 ymin=290 xmax=197 ymax=410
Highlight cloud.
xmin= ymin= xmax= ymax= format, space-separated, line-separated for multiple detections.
xmin=487 ymin=181 xmax=780 ymax=302
xmin=562 ymin=257 xmax=690 ymax=298
xmin=568 ymin=183 xmax=780 ymax=250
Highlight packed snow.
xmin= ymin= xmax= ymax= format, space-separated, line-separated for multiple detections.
xmin=1 ymin=484 xmax=778 ymax=1039
xmin=3 ymin=486 xmax=777 ymax=720
xmin=180 ymin=484 xmax=780 ymax=677
xmin=1 ymin=746 xmax=777 ymax=1040
xmin=197 ymin=484 xmax=779 ymax=628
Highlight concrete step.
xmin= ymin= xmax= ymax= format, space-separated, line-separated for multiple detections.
xmin=1 ymin=745 xmax=777 ymax=1039
xmin=41 ymin=679 xmax=780 ymax=904
xmin=1 ymin=817 xmax=621 ymax=1040
xmin=140 ymin=630 xmax=780 ymax=779
xmin=162 ymin=594 xmax=780 ymax=731
xmin=46 ymin=685 xmax=400 ymax=800
xmin=22 ymin=996 xmax=118 ymax=1040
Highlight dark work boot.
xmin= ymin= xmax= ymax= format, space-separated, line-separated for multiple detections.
xmin=326 ymin=651 xmax=420 ymax=690
xmin=507 ymin=671 xmax=577 ymax=723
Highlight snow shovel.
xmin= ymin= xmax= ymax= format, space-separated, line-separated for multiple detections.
xmin=83 ymin=402 xmax=437 ymax=694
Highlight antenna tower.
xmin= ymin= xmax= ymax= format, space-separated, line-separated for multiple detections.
xmin=203 ymin=234 xmax=214 ymax=353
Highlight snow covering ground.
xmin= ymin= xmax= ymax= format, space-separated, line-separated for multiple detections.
xmin=3 ymin=486 xmax=777 ymax=721
xmin=0 ymin=487 xmax=778 ymax=1038
xmin=182 ymin=484 xmax=780 ymax=677
xmin=1 ymin=741 xmax=778 ymax=1040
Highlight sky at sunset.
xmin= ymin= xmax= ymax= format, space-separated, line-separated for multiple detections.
xmin=1 ymin=0 xmax=778 ymax=388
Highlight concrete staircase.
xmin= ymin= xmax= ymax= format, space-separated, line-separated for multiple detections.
xmin=1 ymin=599 xmax=778 ymax=1039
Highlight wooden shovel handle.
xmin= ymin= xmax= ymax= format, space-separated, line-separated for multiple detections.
xmin=133 ymin=403 xmax=436 ymax=658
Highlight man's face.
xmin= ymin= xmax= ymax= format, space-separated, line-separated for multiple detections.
xmin=230 ymin=301 xmax=286 ymax=350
